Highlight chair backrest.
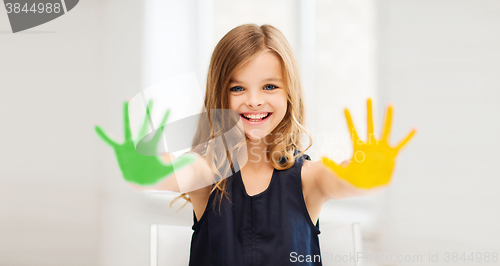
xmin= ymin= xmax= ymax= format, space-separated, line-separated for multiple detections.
xmin=150 ymin=222 xmax=363 ymax=266
xmin=150 ymin=224 xmax=192 ymax=266
xmin=318 ymin=222 xmax=364 ymax=266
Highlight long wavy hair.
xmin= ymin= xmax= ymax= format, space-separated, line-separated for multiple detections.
xmin=170 ymin=23 xmax=312 ymax=214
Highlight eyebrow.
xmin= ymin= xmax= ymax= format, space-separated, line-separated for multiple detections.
xmin=229 ymin=77 xmax=283 ymax=84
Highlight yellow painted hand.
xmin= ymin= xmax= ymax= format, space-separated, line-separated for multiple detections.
xmin=321 ymin=98 xmax=416 ymax=189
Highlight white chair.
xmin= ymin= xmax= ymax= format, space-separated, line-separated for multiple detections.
xmin=318 ymin=222 xmax=364 ymax=266
xmin=150 ymin=224 xmax=192 ymax=266
xmin=150 ymin=222 xmax=363 ymax=266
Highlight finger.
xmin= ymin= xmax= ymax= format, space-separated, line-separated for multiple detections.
xmin=123 ymin=102 xmax=132 ymax=141
xmin=381 ymin=104 xmax=393 ymax=142
xmin=147 ymin=99 xmax=154 ymax=111
xmin=344 ymin=108 xmax=360 ymax=145
xmin=367 ymin=98 xmax=375 ymax=143
xmin=395 ymin=128 xmax=417 ymax=151
xmin=151 ymin=109 xmax=171 ymax=144
xmin=95 ymin=125 xmax=119 ymax=148
xmin=321 ymin=157 xmax=345 ymax=176
xmin=159 ymin=108 xmax=170 ymax=128
xmin=138 ymin=99 xmax=154 ymax=141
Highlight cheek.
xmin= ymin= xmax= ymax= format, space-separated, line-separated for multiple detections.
xmin=281 ymin=97 xmax=288 ymax=111
xmin=276 ymin=93 xmax=288 ymax=116
xmin=228 ymin=95 xmax=238 ymax=110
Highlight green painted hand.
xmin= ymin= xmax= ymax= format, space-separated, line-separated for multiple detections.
xmin=321 ymin=98 xmax=416 ymax=189
xmin=95 ymin=100 xmax=196 ymax=186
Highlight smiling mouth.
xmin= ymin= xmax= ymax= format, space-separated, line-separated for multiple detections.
xmin=240 ymin=112 xmax=272 ymax=122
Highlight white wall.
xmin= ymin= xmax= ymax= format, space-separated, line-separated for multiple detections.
xmin=0 ymin=0 xmax=104 ymax=265
xmin=376 ymin=0 xmax=500 ymax=264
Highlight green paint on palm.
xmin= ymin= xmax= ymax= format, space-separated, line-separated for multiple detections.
xmin=95 ymin=100 xmax=195 ymax=186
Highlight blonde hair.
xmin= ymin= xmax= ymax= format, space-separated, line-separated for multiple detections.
xmin=170 ymin=23 xmax=312 ymax=214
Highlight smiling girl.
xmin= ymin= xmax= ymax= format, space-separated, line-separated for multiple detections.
xmin=185 ymin=25 xmax=325 ymax=265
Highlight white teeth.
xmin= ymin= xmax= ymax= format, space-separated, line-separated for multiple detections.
xmin=243 ymin=113 xmax=268 ymax=119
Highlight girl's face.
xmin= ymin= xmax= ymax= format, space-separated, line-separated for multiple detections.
xmin=228 ymin=50 xmax=287 ymax=141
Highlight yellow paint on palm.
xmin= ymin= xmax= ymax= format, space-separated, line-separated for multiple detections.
xmin=321 ymin=98 xmax=416 ymax=189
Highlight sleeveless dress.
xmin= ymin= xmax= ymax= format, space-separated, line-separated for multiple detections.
xmin=189 ymin=153 xmax=322 ymax=266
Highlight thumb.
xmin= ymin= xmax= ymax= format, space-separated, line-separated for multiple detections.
xmin=321 ymin=157 xmax=344 ymax=176
xmin=94 ymin=125 xmax=119 ymax=148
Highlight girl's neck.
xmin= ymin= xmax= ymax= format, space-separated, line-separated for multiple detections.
xmin=244 ymin=136 xmax=272 ymax=171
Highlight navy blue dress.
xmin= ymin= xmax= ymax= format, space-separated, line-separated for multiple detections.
xmin=189 ymin=153 xmax=322 ymax=265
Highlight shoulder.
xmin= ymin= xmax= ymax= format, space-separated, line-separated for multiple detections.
xmin=300 ymin=159 xmax=325 ymax=191
xmin=297 ymin=154 xmax=325 ymax=197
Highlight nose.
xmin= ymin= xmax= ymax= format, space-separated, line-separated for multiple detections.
xmin=246 ymin=90 xmax=263 ymax=107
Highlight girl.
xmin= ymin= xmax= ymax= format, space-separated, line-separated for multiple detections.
xmin=96 ymin=23 xmax=415 ymax=266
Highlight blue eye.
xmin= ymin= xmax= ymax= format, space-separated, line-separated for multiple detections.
xmin=229 ymin=86 xmax=244 ymax=92
xmin=264 ymin=84 xmax=278 ymax=90
xmin=230 ymin=84 xmax=278 ymax=92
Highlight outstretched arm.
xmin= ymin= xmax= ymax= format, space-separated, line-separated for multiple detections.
xmin=95 ymin=100 xmax=213 ymax=193
xmin=313 ymin=98 xmax=416 ymax=200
